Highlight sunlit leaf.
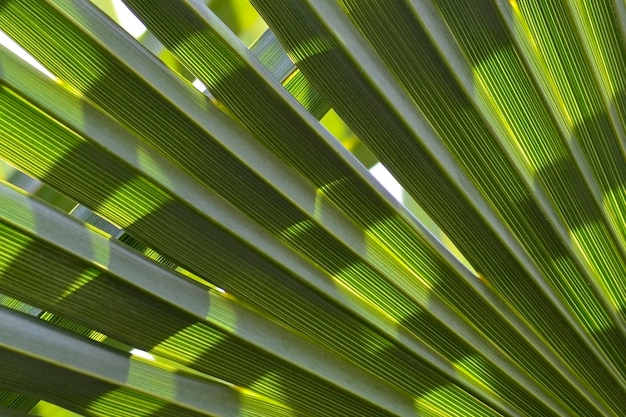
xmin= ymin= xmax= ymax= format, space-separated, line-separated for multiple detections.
xmin=0 ymin=0 xmax=625 ymax=416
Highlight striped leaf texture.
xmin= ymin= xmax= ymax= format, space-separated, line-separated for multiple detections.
xmin=0 ymin=0 xmax=625 ymax=416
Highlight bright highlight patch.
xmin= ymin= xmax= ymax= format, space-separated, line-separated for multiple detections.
xmin=130 ymin=348 xmax=155 ymax=361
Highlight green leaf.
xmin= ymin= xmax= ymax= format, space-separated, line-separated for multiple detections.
xmin=0 ymin=306 xmax=294 ymax=417
xmin=251 ymin=0 xmax=626 ymax=413
xmin=0 ymin=180 xmax=436 ymax=417
xmin=0 ymin=0 xmax=625 ymax=416
xmin=0 ymin=6 xmax=581 ymax=416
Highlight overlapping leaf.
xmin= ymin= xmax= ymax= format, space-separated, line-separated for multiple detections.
xmin=0 ymin=0 xmax=625 ymax=416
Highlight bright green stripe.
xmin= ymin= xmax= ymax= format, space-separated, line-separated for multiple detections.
xmin=0 ymin=293 xmax=40 ymax=316
xmin=0 ymin=55 xmax=482 ymax=412
xmin=12 ymin=1 xmax=596 ymax=414
xmin=2 ymin=0 xmax=620 ymax=412
xmin=353 ymin=0 xmax=620 ymax=406
xmin=0 ymin=177 xmax=493 ymax=416
xmin=282 ymin=70 xmax=329 ymax=120
xmin=565 ymin=0 xmax=626 ymax=303
xmin=0 ymin=97 xmax=394 ymax=412
xmin=39 ymin=311 xmax=107 ymax=343
xmin=363 ymin=0 xmax=623 ymax=410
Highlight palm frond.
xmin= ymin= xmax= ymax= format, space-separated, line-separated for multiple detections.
xmin=0 ymin=0 xmax=625 ymax=416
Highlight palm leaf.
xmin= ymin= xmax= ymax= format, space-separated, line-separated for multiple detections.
xmin=0 ymin=0 xmax=625 ymax=416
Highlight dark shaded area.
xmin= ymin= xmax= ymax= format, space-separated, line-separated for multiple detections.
xmin=535 ymin=156 xmax=603 ymax=230
xmin=429 ymin=0 xmax=511 ymax=67
xmin=572 ymin=104 xmax=626 ymax=198
xmin=591 ymin=324 xmax=626 ymax=384
xmin=0 ymin=390 xmax=38 ymax=413
xmin=0 ymin=347 xmax=119 ymax=416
